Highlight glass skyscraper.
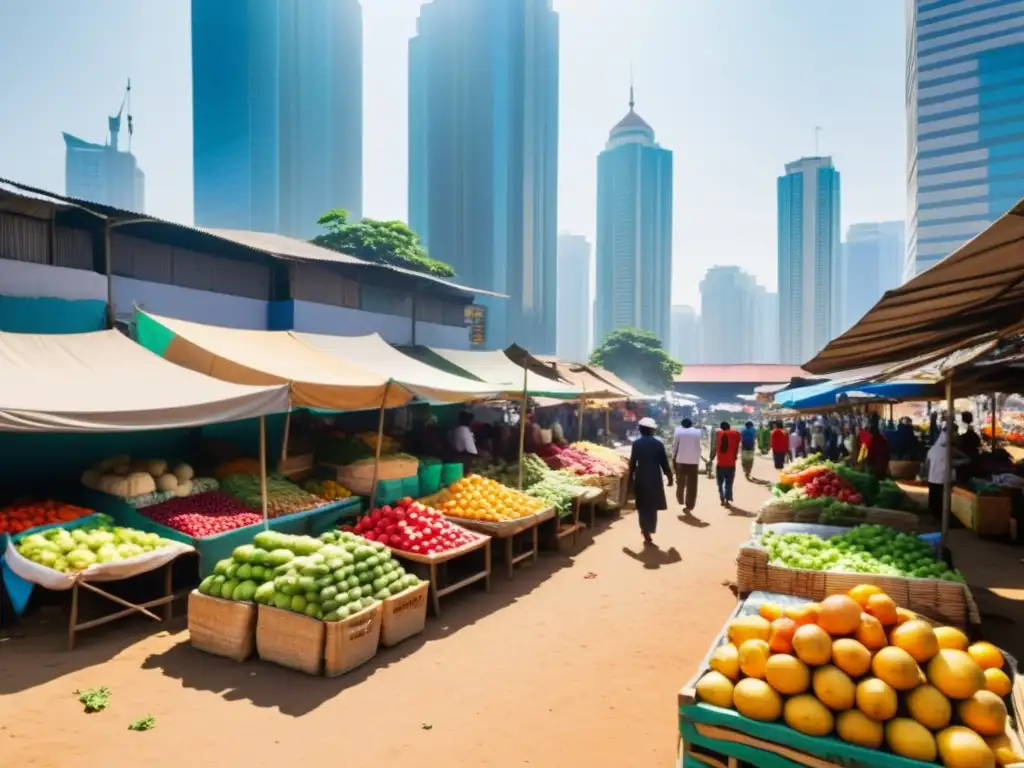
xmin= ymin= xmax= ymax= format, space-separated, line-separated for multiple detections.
xmin=408 ymin=0 xmax=559 ymax=354
xmin=191 ymin=0 xmax=362 ymax=239
xmin=906 ymin=0 xmax=1024 ymax=278
xmin=777 ymin=156 xmax=841 ymax=365
xmin=839 ymin=221 xmax=905 ymax=333
xmin=594 ymin=90 xmax=673 ymax=349
xmin=556 ymin=233 xmax=592 ymax=362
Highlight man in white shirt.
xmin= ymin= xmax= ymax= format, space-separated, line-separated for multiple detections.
xmin=671 ymin=418 xmax=703 ymax=512
xmin=451 ymin=411 xmax=478 ymax=456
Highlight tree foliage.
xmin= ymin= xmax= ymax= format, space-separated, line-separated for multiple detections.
xmin=312 ymin=209 xmax=456 ymax=278
xmin=589 ymin=327 xmax=682 ymax=394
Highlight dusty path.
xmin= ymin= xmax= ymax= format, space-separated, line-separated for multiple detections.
xmin=0 ymin=460 xmax=770 ymax=768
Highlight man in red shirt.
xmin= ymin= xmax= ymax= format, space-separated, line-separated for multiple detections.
xmin=770 ymin=421 xmax=789 ymax=469
xmin=715 ymin=421 xmax=742 ymax=506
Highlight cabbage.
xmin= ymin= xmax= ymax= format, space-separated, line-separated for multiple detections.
xmin=67 ymin=548 xmax=98 ymax=570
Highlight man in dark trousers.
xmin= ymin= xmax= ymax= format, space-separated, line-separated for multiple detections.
xmin=628 ymin=417 xmax=673 ymax=546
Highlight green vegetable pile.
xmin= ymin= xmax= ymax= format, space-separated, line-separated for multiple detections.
xmin=219 ymin=473 xmax=324 ymax=518
xmin=875 ymin=479 xmax=909 ymax=510
xmin=75 ymin=686 xmax=111 ymax=713
xmin=787 ymin=453 xmax=824 ymax=472
xmin=763 ymin=524 xmax=964 ymax=581
xmin=17 ymin=517 xmax=173 ymax=573
xmin=969 ymin=479 xmax=1004 ymax=496
xmin=197 ymin=529 xmax=420 ymax=622
xmin=526 ymin=478 xmax=578 ymax=519
xmin=479 ymin=453 xmax=589 ymax=494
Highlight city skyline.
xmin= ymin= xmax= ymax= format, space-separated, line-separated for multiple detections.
xmin=905 ymin=0 xmax=1024 ymax=279
xmin=838 ymin=220 xmax=904 ymax=334
xmin=0 ymin=0 xmax=907 ymax=311
xmin=191 ymin=0 xmax=363 ymax=239
xmin=594 ymin=89 xmax=673 ymax=348
xmin=556 ymin=232 xmax=592 ymax=362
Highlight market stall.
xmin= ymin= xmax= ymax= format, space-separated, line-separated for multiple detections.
xmin=0 ymin=328 xmax=291 ymax=646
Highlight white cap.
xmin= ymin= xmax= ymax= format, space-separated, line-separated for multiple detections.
xmin=638 ymin=417 xmax=658 ymax=429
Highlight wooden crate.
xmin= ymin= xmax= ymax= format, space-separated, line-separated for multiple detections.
xmin=380 ymin=581 xmax=429 ymax=647
xmin=256 ymin=604 xmax=325 ymax=676
xmin=756 ymin=502 xmax=921 ymax=532
xmin=187 ymin=590 xmax=257 ymax=662
xmin=951 ymin=487 xmax=1012 ymax=537
xmin=324 ymin=602 xmax=382 ymax=677
xmin=734 ymin=545 xmax=980 ymax=629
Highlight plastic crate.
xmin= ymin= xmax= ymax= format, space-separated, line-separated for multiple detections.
xmin=440 ymin=463 xmax=464 ymax=486
xmin=401 ymin=475 xmax=420 ymax=499
xmin=417 ymin=463 xmax=443 ymax=496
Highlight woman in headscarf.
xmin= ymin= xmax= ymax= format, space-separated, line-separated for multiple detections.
xmin=628 ymin=417 xmax=673 ymax=546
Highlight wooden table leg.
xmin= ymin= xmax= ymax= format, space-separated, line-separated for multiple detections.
xmin=531 ymin=524 xmax=539 ymax=565
xmin=429 ymin=562 xmax=440 ymax=616
xmin=484 ymin=541 xmax=492 ymax=592
xmin=505 ymin=536 xmax=514 ymax=579
xmin=162 ymin=562 xmax=174 ymax=620
xmin=68 ymin=582 xmax=79 ymax=652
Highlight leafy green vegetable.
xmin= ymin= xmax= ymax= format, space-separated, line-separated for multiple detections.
xmin=75 ymin=686 xmax=110 ymax=713
xmin=128 ymin=715 xmax=155 ymax=731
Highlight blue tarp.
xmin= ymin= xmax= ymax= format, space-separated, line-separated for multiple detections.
xmin=774 ymin=379 xmax=942 ymax=410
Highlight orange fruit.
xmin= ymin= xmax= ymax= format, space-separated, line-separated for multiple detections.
xmin=792 ymin=624 xmax=832 ymax=667
xmin=967 ymin=642 xmax=1005 ymax=671
xmin=786 ymin=602 xmax=820 ymax=626
xmin=769 ymin=617 xmax=798 ymax=654
xmin=890 ymin=620 xmax=940 ymax=663
xmin=759 ymin=602 xmax=784 ymax=622
xmin=855 ymin=613 xmax=888 ymax=651
xmin=983 ymin=667 xmax=1012 ymax=697
xmin=832 ymin=638 xmax=872 ymax=678
xmin=848 ymin=584 xmax=884 ymax=608
xmin=818 ymin=595 xmax=863 ymax=637
xmin=866 ymin=594 xmax=899 ymax=626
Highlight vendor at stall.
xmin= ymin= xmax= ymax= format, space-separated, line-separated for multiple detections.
xmin=450 ymin=410 xmax=490 ymax=463
xmin=958 ymin=411 xmax=981 ymax=459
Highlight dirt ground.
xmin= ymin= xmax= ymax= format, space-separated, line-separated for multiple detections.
xmin=3 ymin=456 xmax=1022 ymax=768
xmin=0 ymin=458 xmax=768 ymax=768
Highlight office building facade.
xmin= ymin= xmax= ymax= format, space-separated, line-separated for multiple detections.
xmin=670 ymin=304 xmax=701 ymax=365
xmin=839 ymin=221 xmax=905 ymax=332
xmin=594 ymin=89 xmax=673 ymax=349
xmin=64 ymin=131 xmax=144 ymax=213
xmin=755 ymin=287 xmax=780 ymax=364
xmin=699 ymin=266 xmax=758 ymax=364
xmin=191 ymin=0 xmax=362 ymax=239
xmin=556 ymin=233 xmax=592 ymax=361
xmin=906 ymin=0 xmax=1024 ymax=278
xmin=777 ymin=156 xmax=841 ymax=364
xmin=409 ymin=0 xmax=559 ymax=353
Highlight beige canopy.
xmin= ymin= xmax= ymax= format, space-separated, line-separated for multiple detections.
xmin=805 ymin=198 xmax=1024 ymax=375
xmin=533 ymin=356 xmax=637 ymax=399
xmin=293 ymin=331 xmax=503 ymax=402
xmin=0 ymin=329 xmax=290 ymax=432
xmin=136 ymin=310 xmax=410 ymax=410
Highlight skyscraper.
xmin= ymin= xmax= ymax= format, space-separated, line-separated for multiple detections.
xmin=594 ymin=88 xmax=673 ymax=349
xmin=191 ymin=0 xmax=362 ymax=239
xmin=754 ymin=287 xmax=780 ymax=364
xmin=839 ymin=221 xmax=904 ymax=332
xmin=670 ymin=305 xmax=701 ymax=365
xmin=408 ymin=0 xmax=559 ymax=353
xmin=699 ymin=266 xmax=758 ymax=364
xmin=556 ymin=233 xmax=592 ymax=362
xmin=906 ymin=1 xmax=1024 ymax=279
xmin=777 ymin=156 xmax=841 ymax=365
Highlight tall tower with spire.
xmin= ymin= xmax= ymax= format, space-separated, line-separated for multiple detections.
xmin=594 ymin=87 xmax=673 ymax=352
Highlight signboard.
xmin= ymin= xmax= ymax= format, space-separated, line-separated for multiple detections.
xmin=464 ymin=304 xmax=486 ymax=347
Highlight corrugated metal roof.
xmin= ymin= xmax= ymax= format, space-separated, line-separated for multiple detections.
xmin=674 ymin=364 xmax=810 ymax=384
xmin=0 ymin=177 xmax=504 ymax=300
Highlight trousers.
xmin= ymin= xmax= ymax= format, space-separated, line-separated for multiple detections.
xmin=716 ymin=465 xmax=736 ymax=502
xmin=674 ymin=463 xmax=699 ymax=509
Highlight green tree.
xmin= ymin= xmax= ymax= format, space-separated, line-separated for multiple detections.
xmin=312 ymin=209 xmax=456 ymax=278
xmin=590 ymin=327 xmax=682 ymax=394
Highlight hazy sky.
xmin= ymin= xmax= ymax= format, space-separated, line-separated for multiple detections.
xmin=0 ymin=0 xmax=905 ymax=307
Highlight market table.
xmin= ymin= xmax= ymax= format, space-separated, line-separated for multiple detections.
xmin=576 ymin=486 xmax=606 ymax=531
xmin=452 ymin=506 xmax=556 ymax=579
xmin=392 ymin=534 xmax=491 ymax=616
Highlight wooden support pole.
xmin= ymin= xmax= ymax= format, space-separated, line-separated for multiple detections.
xmin=259 ymin=415 xmax=269 ymax=529
xmin=369 ymin=382 xmax=392 ymax=509
xmin=940 ymin=376 xmax=954 ymax=554
xmin=517 ymin=359 xmax=529 ymax=491
xmin=280 ymin=409 xmax=293 ymax=463
xmin=577 ymin=393 xmax=585 ymax=442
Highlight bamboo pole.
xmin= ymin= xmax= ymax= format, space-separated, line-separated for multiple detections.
xmin=517 ymin=360 xmax=529 ymax=491
xmin=280 ymin=409 xmax=293 ymax=463
xmin=369 ymin=382 xmax=392 ymax=509
xmin=258 ymin=415 xmax=269 ymax=530
xmin=577 ymin=393 xmax=585 ymax=442
xmin=939 ymin=375 xmax=954 ymax=554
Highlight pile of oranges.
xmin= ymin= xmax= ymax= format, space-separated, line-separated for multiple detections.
xmin=435 ymin=474 xmax=546 ymax=522
xmin=0 ymin=499 xmax=94 ymax=535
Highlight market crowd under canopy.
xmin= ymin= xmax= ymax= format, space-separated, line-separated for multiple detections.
xmin=0 ymin=329 xmax=290 ymax=432
xmin=135 ymin=311 xmax=507 ymax=410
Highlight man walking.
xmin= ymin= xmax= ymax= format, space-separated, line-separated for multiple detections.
xmin=671 ymin=418 xmax=702 ymax=513
xmin=715 ymin=421 xmax=742 ymax=507
xmin=740 ymin=420 xmax=757 ymax=480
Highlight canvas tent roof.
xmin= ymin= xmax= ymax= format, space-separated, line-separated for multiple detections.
xmin=805 ymin=197 xmax=1024 ymax=375
xmin=0 ymin=329 xmax=290 ymax=432
xmin=773 ymin=379 xmax=944 ymax=411
xmin=292 ymin=331 xmax=502 ymax=402
xmin=402 ymin=347 xmax=581 ymax=399
xmin=135 ymin=311 xmax=408 ymax=411
xmin=533 ymin=355 xmax=642 ymax=399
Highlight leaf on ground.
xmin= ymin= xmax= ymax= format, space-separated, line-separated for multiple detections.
xmin=128 ymin=715 xmax=155 ymax=731
xmin=74 ymin=687 xmax=110 ymax=713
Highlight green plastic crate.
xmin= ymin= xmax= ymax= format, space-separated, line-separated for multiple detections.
xmin=417 ymin=463 xmax=442 ymax=496
xmin=401 ymin=475 xmax=420 ymax=499
xmin=375 ymin=478 xmax=404 ymax=506
xmin=440 ymin=462 xmax=463 ymax=487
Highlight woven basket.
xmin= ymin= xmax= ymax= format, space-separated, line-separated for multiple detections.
xmin=381 ymin=581 xmax=429 ymax=647
xmin=324 ymin=602 xmax=382 ymax=677
xmin=256 ymin=604 xmax=325 ymax=675
xmin=735 ymin=545 xmax=980 ymax=629
xmin=330 ymin=456 xmax=420 ymax=496
xmin=187 ymin=590 xmax=257 ymax=662
xmin=450 ymin=505 xmax=557 ymax=537
xmin=888 ymin=460 xmax=921 ymax=480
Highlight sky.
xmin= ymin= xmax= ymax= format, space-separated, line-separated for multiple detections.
xmin=0 ymin=0 xmax=905 ymax=308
